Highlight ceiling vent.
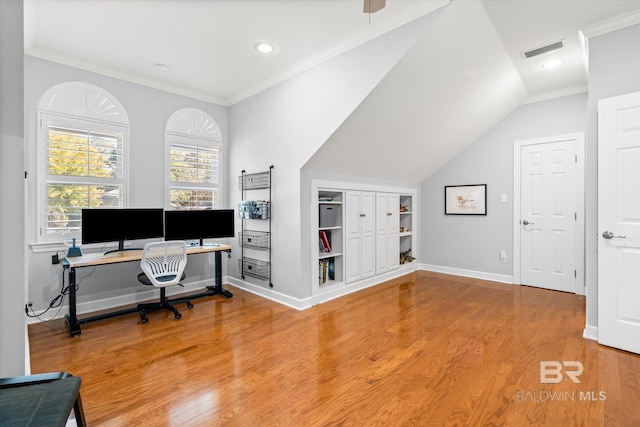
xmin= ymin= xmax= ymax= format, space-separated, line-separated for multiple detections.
xmin=522 ymin=40 xmax=564 ymax=59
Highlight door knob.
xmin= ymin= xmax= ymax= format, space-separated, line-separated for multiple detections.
xmin=522 ymin=220 xmax=534 ymax=225
xmin=602 ymin=230 xmax=626 ymax=239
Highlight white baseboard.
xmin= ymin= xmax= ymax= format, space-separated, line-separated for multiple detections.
xmin=583 ymin=325 xmax=598 ymax=341
xmin=312 ymin=265 xmax=417 ymax=306
xmin=225 ymin=276 xmax=312 ymax=310
xmin=418 ymin=263 xmax=514 ymax=284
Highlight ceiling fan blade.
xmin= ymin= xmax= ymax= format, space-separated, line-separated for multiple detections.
xmin=363 ymin=0 xmax=386 ymax=14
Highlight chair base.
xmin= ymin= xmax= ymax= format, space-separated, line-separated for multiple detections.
xmin=137 ymin=287 xmax=193 ymax=324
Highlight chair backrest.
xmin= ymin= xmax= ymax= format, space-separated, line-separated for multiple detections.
xmin=140 ymin=241 xmax=187 ymax=288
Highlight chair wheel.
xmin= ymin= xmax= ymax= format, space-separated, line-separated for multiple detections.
xmin=140 ymin=313 xmax=148 ymax=324
xmin=174 ymin=312 xmax=182 ymax=320
xmin=186 ymin=301 xmax=193 ymax=309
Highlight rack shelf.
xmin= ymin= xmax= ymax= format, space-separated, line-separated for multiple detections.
xmin=238 ymin=257 xmax=270 ymax=281
xmin=239 ymin=167 xmax=273 ymax=288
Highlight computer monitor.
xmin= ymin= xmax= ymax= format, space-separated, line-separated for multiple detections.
xmin=164 ymin=209 xmax=235 ymax=247
xmin=81 ymin=208 xmax=164 ymax=253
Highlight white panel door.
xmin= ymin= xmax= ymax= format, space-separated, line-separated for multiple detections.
xmin=598 ymin=91 xmax=640 ymax=354
xmin=376 ymin=193 xmax=391 ymax=274
xmin=345 ymin=191 xmax=362 ymax=283
xmin=387 ymin=193 xmax=400 ymax=272
xmin=361 ymin=192 xmax=376 ymax=279
xmin=376 ymin=193 xmax=400 ymax=274
xmin=345 ymin=191 xmax=375 ymax=283
xmin=520 ymin=139 xmax=576 ymax=292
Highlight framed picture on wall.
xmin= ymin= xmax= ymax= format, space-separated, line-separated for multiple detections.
xmin=445 ymin=184 xmax=487 ymax=215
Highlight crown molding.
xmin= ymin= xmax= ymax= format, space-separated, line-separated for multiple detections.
xmin=579 ymin=9 xmax=640 ymax=39
xmin=25 ymin=50 xmax=230 ymax=107
xmin=520 ymin=84 xmax=587 ymax=105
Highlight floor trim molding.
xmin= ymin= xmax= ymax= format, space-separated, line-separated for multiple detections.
xmin=418 ymin=263 xmax=514 ymax=284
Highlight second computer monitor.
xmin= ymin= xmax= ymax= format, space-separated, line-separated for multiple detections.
xmin=164 ymin=209 xmax=235 ymax=246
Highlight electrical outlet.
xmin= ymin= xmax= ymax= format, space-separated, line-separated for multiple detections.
xmin=500 ymin=250 xmax=507 ymax=263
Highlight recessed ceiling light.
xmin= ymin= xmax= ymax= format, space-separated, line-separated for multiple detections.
xmin=254 ymin=42 xmax=275 ymax=54
xmin=541 ymin=59 xmax=562 ymax=70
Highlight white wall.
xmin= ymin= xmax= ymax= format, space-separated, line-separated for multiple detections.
xmin=0 ymin=0 xmax=27 ymax=376
xmin=584 ymin=23 xmax=640 ymax=331
xmin=228 ymin=13 xmax=431 ymax=303
xmin=419 ymin=92 xmax=587 ymax=279
xmin=24 ymin=56 xmax=230 ymax=316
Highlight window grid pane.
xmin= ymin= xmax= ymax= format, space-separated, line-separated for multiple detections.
xmin=46 ymin=183 xmax=123 ymax=231
xmin=170 ymin=188 xmax=218 ymax=210
xmin=48 ymin=126 xmax=124 ymax=179
xmin=46 ymin=125 xmax=125 ymax=234
xmin=170 ymin=144 xmax=218 ymax=184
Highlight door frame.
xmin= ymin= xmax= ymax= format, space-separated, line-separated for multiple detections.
xmin=512 ymin=132 xmax=585 ymax=294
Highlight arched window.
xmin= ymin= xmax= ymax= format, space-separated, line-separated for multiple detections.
xmin=37 ymin=82 xmax=129 ymax=242
xmin=166 ymin=108 xmax=222 ymax=209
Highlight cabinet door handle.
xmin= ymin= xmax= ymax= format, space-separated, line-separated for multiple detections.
xmin=387 ymin=213 xmax=392 ymax=216
xmin=360 ymin=214 xmax=366 ymax=217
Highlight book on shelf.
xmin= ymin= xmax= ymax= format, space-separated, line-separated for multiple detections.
xmin=319 ymin=230 xmax=332 ymax=252
xmin=318 ymin=257 xmax=335 ymax=286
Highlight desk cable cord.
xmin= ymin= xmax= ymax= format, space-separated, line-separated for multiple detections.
xmin=24 ymin=265 xmax=80 ymax=321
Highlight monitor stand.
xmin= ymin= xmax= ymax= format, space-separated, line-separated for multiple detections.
xmin=104 ymin=240 xmax=142 ymax=255
xmin=197 ymin=239 xmax=219 ymax=248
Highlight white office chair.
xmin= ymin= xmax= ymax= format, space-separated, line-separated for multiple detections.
xmin=137 ymin=240 xmax=193 ymax=323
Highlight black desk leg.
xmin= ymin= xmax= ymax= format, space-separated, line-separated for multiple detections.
xmin=206 ymin=250 xmax=233 ymax=298
xmin=65 ymin=267 xmax=82 ymax=337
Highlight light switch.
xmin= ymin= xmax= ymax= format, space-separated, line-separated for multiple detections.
xmin=501 ymin=194 xmax=508 ymax=202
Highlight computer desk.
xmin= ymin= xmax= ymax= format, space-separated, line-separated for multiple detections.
xmin=61 ymin=244 xmax=232 ymax=337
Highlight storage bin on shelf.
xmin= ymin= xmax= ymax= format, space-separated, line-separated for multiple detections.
xmin=238 ymin=200 xmax=270 ymax=219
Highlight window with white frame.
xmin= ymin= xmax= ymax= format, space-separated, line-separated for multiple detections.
xmin=166 ymin=109 xmax=222 ymax=210
xmin=37 ymin=82 xmax=129 ymax=242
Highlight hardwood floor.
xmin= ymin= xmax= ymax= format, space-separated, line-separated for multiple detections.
xmin=29 ymin=271 xmax=640 ymax=426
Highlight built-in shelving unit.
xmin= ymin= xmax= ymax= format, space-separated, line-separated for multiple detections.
xmin=399 ymin=194 xmax=415 ymax=265
xmin=318 ymin=191 xmax=344 ymax=287
xmin=238 ymin=166 xmax=273 ymax=287
xmin=311 ymin=180 xmax=417 ymax=306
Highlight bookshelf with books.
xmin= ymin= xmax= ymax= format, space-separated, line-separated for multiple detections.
xmin=399 ymin=194 xmax=415 ymax=265
xmin=318 ymin=190 xmax=343 ymax=288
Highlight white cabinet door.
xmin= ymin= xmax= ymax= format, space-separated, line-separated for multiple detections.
xmin=345 ymin=191 xmax=363 ymax=283
xmin=387 ymin=193 xmax=400 ymax=272
xmin=376 ymin=193 xmax=399 ymax=274
xmin=361 ymin=192 xmax=376 ymax=279
xmin=345 ymin=191 xmax=375 ymax=283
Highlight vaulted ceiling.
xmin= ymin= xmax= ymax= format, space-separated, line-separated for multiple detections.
xmin=25 ymin=0 xmax=640 ymax=106
xmin=24 ymin=0 xmax=640 ymax=183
